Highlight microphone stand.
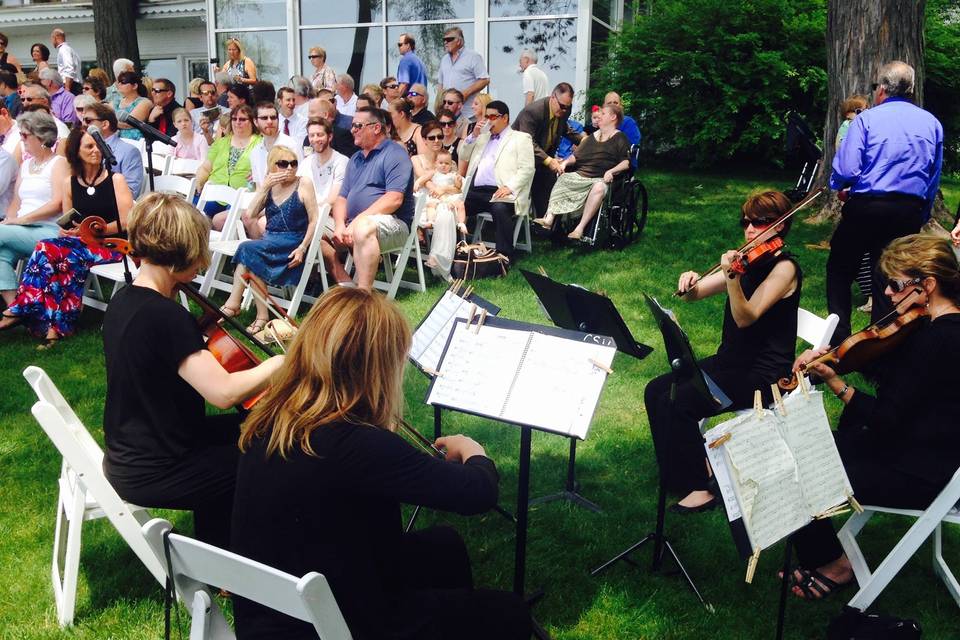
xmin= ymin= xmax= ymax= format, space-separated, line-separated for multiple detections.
xmin=144 ymin=136 xmax=156 ymax=193
xmin=100 ymin=152 xmax=133 ymax=285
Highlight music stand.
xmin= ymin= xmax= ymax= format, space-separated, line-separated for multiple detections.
xmin=590 ymin=294 xmax=730 ymax=609
xmin=522 ymin=270 xmax=654 ymax=512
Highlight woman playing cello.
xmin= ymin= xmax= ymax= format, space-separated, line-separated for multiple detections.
xmin=647 ymin=190 xmax=802 ymax=513
xmin=784 ymin=234 xmax=960 ymax=599
xmin=101 ymin=193 xmax=282 ymax=549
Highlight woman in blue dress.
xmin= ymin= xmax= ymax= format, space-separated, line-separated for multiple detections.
xmin=221 ymin=145 xmax=318 ymax=333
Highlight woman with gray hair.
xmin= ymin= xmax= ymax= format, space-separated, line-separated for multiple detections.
xmin=0 ymin=110 xmax=67 ymax=307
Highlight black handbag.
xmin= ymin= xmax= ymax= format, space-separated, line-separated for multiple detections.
xmin=450 ymin=241 xmax=509 ymax=280
xmin=827 ymin=606 xmax=922 ymax=639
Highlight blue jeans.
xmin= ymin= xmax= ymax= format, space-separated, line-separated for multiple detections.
xmin=0 ymin=222 xmax=59 ymax=290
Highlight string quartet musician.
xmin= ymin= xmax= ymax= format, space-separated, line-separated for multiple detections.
xmin=101 ymin=193 xmax=283 ymax=549
xmin=231 ymin=287 xmax=532 ymax=640
xmin=784 ymin=234 xmax=960 ymax=599
xmin=647 ymin=191 xmax=802 ymax=513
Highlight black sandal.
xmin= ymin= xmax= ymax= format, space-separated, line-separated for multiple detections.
xmin=0 ymin=311 xmax=22 ymax=331
xmin=787 ymin=567 xmax=851 ymax=600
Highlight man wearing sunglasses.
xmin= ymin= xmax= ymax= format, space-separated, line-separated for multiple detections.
xmin=395 ymin=33 xmax=427 ymax=98
xmin=440 ymin=88 xmax=469 ymax=139
xmin=191 ymin=80 xmax=229 ymax=142
xmin=828 ymin=60 xmax=943 ymax=343
xmin=407 ymin=83 xmax=434 ymax=126
xmin=437 ymin=26 xmax=489 ymax=108
xmin=250 ymin=101 xmax=303 ymax=190
xmin=512 ymin=82 xmax=584 ymax=219
xmin=146 ymin=78 xmax=182 ymax=138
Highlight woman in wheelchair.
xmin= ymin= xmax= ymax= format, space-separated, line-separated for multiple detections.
xmin=784 ymin=234 xmax=960 ymax=600
xmin=532 ymin=103 xmax=631 ymax=240
xmin=647 ymin=191 xmax=801 ymax=513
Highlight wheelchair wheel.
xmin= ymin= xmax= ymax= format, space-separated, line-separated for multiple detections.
xmin=635 ymin=180 xmax=649 ymax=236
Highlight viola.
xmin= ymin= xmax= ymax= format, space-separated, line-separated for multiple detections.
xmin=779 ymin=287 xmax=928 ymax=390
xmin=78 ymin=215 xmax=135 ymax=257
xmin=728 ymin=237 xmax=784 ymax=278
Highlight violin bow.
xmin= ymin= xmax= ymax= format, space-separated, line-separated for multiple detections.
xmin=675 ymin=188 xmax=824 ymax=297
xmin=178 ymin=282 xmax=277 ymax=356
xmin=240 ymin=272 xmax=300 ymax=328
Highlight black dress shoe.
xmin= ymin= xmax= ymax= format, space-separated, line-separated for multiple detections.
xmin=668 ymin=496 xmax=719 ymax=514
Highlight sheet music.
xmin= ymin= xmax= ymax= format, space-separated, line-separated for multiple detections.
xmin=704 ymin=422 xmax=743 ymax=523
xmin=723 ymin=411 xmax=810 ymax=551
xmin=410 ymin=292 xmax=475 ymax=373
xmin=778 ymin=391 xmax=853 ymax=516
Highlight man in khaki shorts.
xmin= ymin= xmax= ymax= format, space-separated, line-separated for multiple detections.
xmin=324 ymin=106 xmax=415 ymax=289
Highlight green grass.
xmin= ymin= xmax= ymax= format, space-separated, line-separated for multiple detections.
xmin=2 ymin=168 xmax=959 ymax=639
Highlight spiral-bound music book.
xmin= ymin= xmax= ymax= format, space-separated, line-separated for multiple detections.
xmin=409 ymin=286 xmax=500 ymax=375
xmin=425 ymin=316 xmax=617 ymax=438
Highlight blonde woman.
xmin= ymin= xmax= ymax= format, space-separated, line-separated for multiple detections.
xmin=100 ymin=193 xmax=282 ymax=550
xmin=307 ymin=46 xmax=337 ymax=92
xmin=221 ymin=38 xmax=258 ymax=86
xmin=232 ymin=287 xmax=532 ymax=640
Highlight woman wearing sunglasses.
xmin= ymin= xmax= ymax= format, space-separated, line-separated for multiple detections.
xmin=110 ymin=71 xmax=151 ymax=141
xmin=648 ymin=190 xmax=801 ymax=514
xmin=781 ymin=234 xmax=960 ymax=600
xmin=220 ymin=145 xmax=318 ymax=334
xmin=412 ymin=120 xmax=461 ymax=279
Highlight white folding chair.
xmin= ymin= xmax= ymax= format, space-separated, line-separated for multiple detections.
xmin=374 ymin=192 xmax=427 ymax=299
xmin=142 ymin=518 xmax=353 ymax=640
xmin=838 ymin=466 xmax=960 ymax=610
xmin=200 ymin=190 xmax=254 ymax=296
xmin=152 ymin=174 xmax=196 ymax=201
xmin=797 ymin=307 xmax=839 ymax=349
xmin=146 ymin=152 xmax=171 ymax=179
xmin=196 ymin=183 xmax=246 ymax=244
xmin=471 ymin=211 xmax=533 ymax=253
xmin=169 ymin=157 xmax=203 ymax=178
xmin=22 ymin=366 xmax=167 ymax=627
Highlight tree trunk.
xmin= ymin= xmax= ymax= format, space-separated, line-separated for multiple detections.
xmin=811 ymin=0 xmax=930 ymax=225
xmin=346 ymin=1 xmax=376 ymax=82
xmin=92 ymin=0 xmax=141 ymax=81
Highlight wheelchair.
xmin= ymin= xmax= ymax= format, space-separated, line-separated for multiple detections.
xmin=578 ymin=144 xmax=648 ymax=250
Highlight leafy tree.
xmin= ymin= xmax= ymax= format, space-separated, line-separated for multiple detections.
xmin=924 ymin=0 xmax=960 ymax=173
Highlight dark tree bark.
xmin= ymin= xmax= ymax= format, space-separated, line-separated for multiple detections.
xmin=346 ymin=1 xmax=378 ymax=82
xmin=92 ymin=0 xmax=141 ymax=80
xmin=811 ymin=0 xmax=930 ymax=224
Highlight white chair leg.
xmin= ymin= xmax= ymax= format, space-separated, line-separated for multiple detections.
xmin=838 ymin=511 xmax=874 ymax=585
xmin=53 ymin=475 xmax=87 ymax=627
xmin=933 ymin=523 xmax=960 ymax=607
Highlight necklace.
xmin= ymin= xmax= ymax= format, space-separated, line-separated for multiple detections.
xmin=29 ymin=153 xmax=52 ymax=175
xmin=79 ymin=169 xmax=103 ymax=196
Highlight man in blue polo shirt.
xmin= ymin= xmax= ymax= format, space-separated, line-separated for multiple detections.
xmin=324 ymin=106 xmax=414 ymax=290
xmin=396 ymin=33 xmax=428 ymax=98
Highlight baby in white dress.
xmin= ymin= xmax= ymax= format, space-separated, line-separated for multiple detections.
xmin=421 ymin=151 xmax=467 ymax=235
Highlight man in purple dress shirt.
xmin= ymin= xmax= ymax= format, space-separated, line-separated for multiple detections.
xmin=828 ymin=60 xmax=943 ymax=341
xmin=38 ymin=68 xmax=77 ymax=124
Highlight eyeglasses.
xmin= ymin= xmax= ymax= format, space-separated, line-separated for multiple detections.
xmin=553 ymin=96 xmax=572 ymax=112
xmin=739 ymin=216 xmax=778 ymax=229
xmin=439 ymin=120 xmax=455 ymax=127
xmin=22 ymin=96 xmax=36 ymax=103
xmin=350 ymin=121 xmax=378 ymax=131
xmin=152 ymin=87 xmax=170 ymax=94
xmin=307 ymin=54 xmax=322 ymax=59
xmin=406 ymin=91 xmax=422 ymax=97
xmin=870 ymin=82 xmax=880 ymax=92
xmin=82 ymin=117 xmax=102 ymax=125
xmin=425 ymin=134 xmax=443 ymax=141
xmin=385 ymin=83 xmax=399 ymax=90
xmin=443 ymin=99 xmax=461 ymax=106
xmin=82 ymin=86 xmax=92 ymax=92
xmin=200 ymin=90 xmax=216 ymax=96
xmin=117 ymin=79 xmax=134 ymax=85
xmin=484 ymin=112 xmax=504 ymax=120
xmin=443 ymin=36 xmax=457 ymax=43
xmin=257 ymin=114 xmax=279 ymax=120
xmin=887 ymin=276 xmax=923 ymax=293
xmin=231 ymin=117 xmax=250 ymax=122
xmin=274 ymin=159 xmax=298 ymax=169
xmin=397 ymin=42 xmax=408 ymax=48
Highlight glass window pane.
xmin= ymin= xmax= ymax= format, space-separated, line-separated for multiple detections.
xmin=487 ymin=18 xmax=577 ymax=116
xmin=216 ymin=31 xmax=289 ymax=89
xmin=489 ymin=0 xmax=578 ymax=19
xmin=386 ymin=23 xmax=473 ymax=99
xmin=215 ymin=0 xmax=286 ymax=29
xmin=592 ymin=0 xmax=613 ymax=25
xmin=300 ymin=27 xmax=384 ymax=94
xmin=143 ymin=59 xmax=181 ymax=91
xmin=300 ymin=0 xmax=382 ymax=26
xmin=387 ymin=0 xmax=473 ymax=21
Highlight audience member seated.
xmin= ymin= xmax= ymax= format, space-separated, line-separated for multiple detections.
xmin=193 ymin=104 xmax=261 ymax=227
xmin=361 ymin=84 xmax=385 ymax=108
xmin=146 ymin=77 xmax=181 ymax=139
xmin=249 ymin=101 xmax=302 ymax=187
xmin=0 ymin=129 xmax=133 ymax=348
xmin=100 ymin=192 xmax=282 ymax=551
xmin=465 ymin=93 xmax=492 ymax=138
xmin=379 ymin=76 xmax=401 ymax=106
xmin=0 ymin=111 xmax=66 ymax=307
xmin=440 ymin=88 xmax=469 ymax=139
xmin=407 ymin=83 xmax=434 ymax=125
xmin=172 ymin=107 xmax=208 ymax=160
xmin=111 ymin=71 xmax=151 ymax=141
xmin=460 ymin=100 xmax=534 ymax=263
xmin=225 ymin=83 xmax=251 ymax=110
xmin=83 ymin=102 xmax=144 ymax=197
xmin=533 ymin=103 xmax=631 ymax=240
xmin=192 ymin=79 xmax=229 ymax=144
xmin=276 ymin=86 xmax=306 ymax=143
xmin=71 ymin=94 xmax=97 ymax=130
xmin=82 ymin=76 xmax=107 ymax=103
xmin=323 ymin=107 xmax=414 ymax=290
xmin=220 ymin=145 xmax=318 ymax=334
xmin=435 ymin=109 xmax=462 ymax=167
xmin=184 ymin=77 xmax=203 ymax=111
xmin=306 ymin=97 xmax=357 ymax=157
xmin=0 ymin=70 xmax=20 ymax=118
xmin=38 ymin=68 xmax=76 ymax=124
xmin=388 ymin=97 xmax=424 ymax=157
xmin=21 ymin=85 xmax=70 ymax=141
xmin=604 ymin=91 xmax=641 ymax=145
xmin=231 ymin=287 xmax=533 ymax=640
xmin=413 ymin=121 xmax=463 ymax=278
xmin=106 ymin=58 xmax=134 ymax=103
xmin=297 ymin=117 xmax=348 ymax=207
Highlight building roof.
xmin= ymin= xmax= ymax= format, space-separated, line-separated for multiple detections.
xmin=0 ymin=0 xmax=204 ymax=26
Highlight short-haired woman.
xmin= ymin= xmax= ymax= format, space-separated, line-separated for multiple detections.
xmin=220 ymin=38 xmax=258 ymax=86
xmin=101 ymin=193 xmax=282 ymax=549
xmin=307 ymin=46 xmax=337 ymax=93
xmin=232 ymin=287 xmax=532 ymax=639
xmin=82 ymin=76 xmax=107 ymax=102
xmin=220 ymin=145 xmax=317 ymax=333
xmin=28 ymin=43 xmax=50 ymax=81
xmin=0 ymin=129 xmax=133 ymax=348
xmin=0 ymin=111 xmax=66 ymax=308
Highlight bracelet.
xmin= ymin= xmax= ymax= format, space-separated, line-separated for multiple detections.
xmin=835 ymin=383 xmax=851 ymax=399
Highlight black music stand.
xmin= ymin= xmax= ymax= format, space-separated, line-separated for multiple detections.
xmin=522 ymin=270 xmax=654 ymax=512
xmin=590 ymin=294 xmax=730 ymax=609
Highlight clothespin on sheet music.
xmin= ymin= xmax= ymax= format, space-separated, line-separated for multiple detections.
xmin=847 ymin=493 xmax=864 ymax=513
xmin=589 ymin=358 xmax=613 ymax=374
xmin=472 ymin=308 xmax=488 ymax=334
xmin=466 ymin=303 xmax=477 ymax=328
xmin=745 ymin=548 xmax=761 ymax=584
xmin=798 ymin=373 xmax=810 ymax=398
xmin=538 ymin=265 xmax=548 ymax=277
xmin=753 ymin=390 xmax=764 ymax=418
xmin=815 ymin=504 xmax=851 ymax=520
xmin=462 ymin=284 xmax=474 ymax=301
xmin=770 ymin=384 xmax=786 ymax=416
xmin=708 ymin=432 xmax=732 ymax=449
xmin=422 ymin=366 xmax=442 ymax=378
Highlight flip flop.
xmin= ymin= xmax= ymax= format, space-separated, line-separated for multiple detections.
xmin=246 ymin=318 xmax=268 ymax=334
xmin=787 ymin=567 xmax=851 ymax=600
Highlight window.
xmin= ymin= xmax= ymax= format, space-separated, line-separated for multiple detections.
xmin=300 ymin=0 xmax=381 ymax=26
xmin=216 ymin=31 xmax=289 ymax=88
xmin=300 ymin=27 xmax=384 ymax=92
xmin=386 ymin=23 xmax=473 ymax=94
xmin=387 ymin=0 xmax=473 ymax=21
xmin=489 ymin=0 xmax=577 ymax=18
xmin=215 ymin=0 xmax=287 ymax=29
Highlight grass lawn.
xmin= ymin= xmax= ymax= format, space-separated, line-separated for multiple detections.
xmin=2 ymin=167 xmax=959 ymax=639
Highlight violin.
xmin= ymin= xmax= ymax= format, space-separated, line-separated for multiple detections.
xmin=779 ymin=287 xmax=928 ymax=390
xmin=675 ymin=188 xmax=823 ymax=296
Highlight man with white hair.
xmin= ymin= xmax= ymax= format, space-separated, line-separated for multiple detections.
xmin=21 ymin=84 xmax=70 ymax=140
xmin=50 ymin=28 xmax=81 ymax=93
xmin=519 ymin=50 xmax=548 ymax=105
xmin=437 ymin=26 xmax=489 ymax=107
xmin=335 ymin=74 xmax=357 ymax=117
xmin=38 ymin=68 xmax=76 ymax=124
xmin=408 ymin=83 xmax=434 ymax=125
xmin=107 ymin=58 xmax=134 ymax=103
xmin=828 ymin=60 xmax=943 ymax=342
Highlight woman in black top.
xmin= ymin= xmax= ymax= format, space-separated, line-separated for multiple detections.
xmin=647 ymin=190 xmax=802 ymax=513
xmin=232 ymin=287 xmax=531 ymax=640
xmin=101 ymin=193 xmax=283 ymax=549
xmin=784 ymin=234 xmax=960 ymax=599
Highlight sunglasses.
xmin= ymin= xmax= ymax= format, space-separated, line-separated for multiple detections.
xmin=443 ymin=99 xmax=461 ymax=106
xmin=350 ymin=121 xmax=378 ymax=131
xmin=443 ymin=36 xmax=457 ymax=43
xmin=739 ymin=216 xmax=778 ymax=229
xmin=200 ymin=90 xmax=216 ymax=96
xmin=439 ymin=120 xmax=455 ymax=127
xmin=425 ymin=134 xmax=443 ymax=141
xmin=385 ymin=83 xmax=400 ymax=89
xmin=231 ymin=117 xmax=250 ymax=122
xmin=257 ymin=115 xmax=279 ymax=120
xmin=870 ymin=82 xmax=880 ymax=92
xmin=152 ymin=87 xmax=170 ymax=93
xmin=397 ymin=42 xmax=408 ymax=48
xmin=82 ymin=117 xmax=102 ymax=125
xmin=82 ymin=86 xmax=93 ymax=92
xmin=406 ymin=91 xmax=422 ymax=97
xmin=887 ymin=276 xmax=923 ymax=293
xmin=308 ymin=54 xmax=323 ymax=59
xmin=275 ymin=159 xmax=298 ymax=169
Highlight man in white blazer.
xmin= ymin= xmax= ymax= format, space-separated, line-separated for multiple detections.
xmin=460 ymin=99 xmax=535 ymax=260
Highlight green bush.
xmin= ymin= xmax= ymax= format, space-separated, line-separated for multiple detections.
xmin=924 ymin=0 xmax=960 ymax=174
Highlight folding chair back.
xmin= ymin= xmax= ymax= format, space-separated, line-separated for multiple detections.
xmin=199 ymin=190 xmax=254 ymax=296
xmin=797 ymin=307 xmax=839 ymax=349
xmin=143 ymin=518 xmax=353 ymax=640
xmin=169 ymin=157 xmax=203 ymax=177
xmin=22 ymin=366 xmax=166 ymax=627
xmin=152 ymin=174 xmax=196 ymax=201
xmin=367 ymin=192 xmax=427 ymax=299
xmin=147 ymin=152 xmax=171 ymax=179
xmin=471 ymin=212 xmax=532 ymax=253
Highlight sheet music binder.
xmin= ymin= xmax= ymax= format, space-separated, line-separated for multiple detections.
xmin=425 ymin=315 xmax=617 ymax=439
xmin=409 ymin=288 xmax=500 ymax=375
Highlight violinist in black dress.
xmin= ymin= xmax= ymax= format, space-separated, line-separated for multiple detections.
xmin=783 ymin=234 xmax=960 ymax=599
xmin=648 ymin=190 xmax=802 ymax=513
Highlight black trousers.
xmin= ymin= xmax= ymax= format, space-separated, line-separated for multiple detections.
xmin=108 ymin=413 xmax=242 ymax=550
xmin=826 ymin=195 xmax=925 ymax=342
xmin=792 ymin=427 xmax=946 ymax=569
xmin=463 ymin=184 xmax=517 ymax=257
xmin=645 ymin=355 xmax=778 ymax=495
xmin=530 ymin=165 xmax=557 ymax=219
